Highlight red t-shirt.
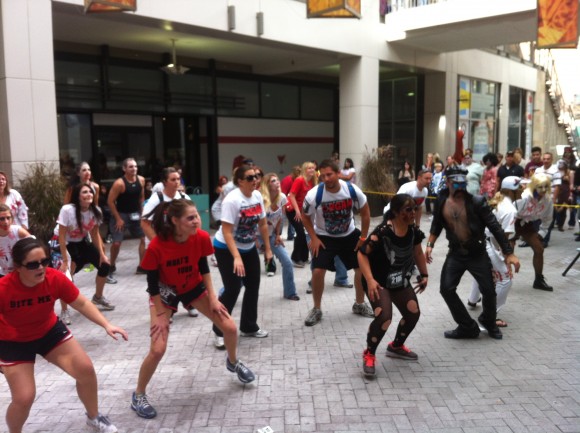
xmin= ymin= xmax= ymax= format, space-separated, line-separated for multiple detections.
xmin=280 ymin=175 xmax=294 ymax=195
xmin=0 ymin=268 xmax=79 ymax=342
xmin=141 ymin=229 xmax=214 ymax=295
xmin=286 ymin=177 xmax=314 ymax=212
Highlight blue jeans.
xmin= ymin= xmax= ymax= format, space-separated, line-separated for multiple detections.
xmin=260 ymin=234 xmax=298 ymax=298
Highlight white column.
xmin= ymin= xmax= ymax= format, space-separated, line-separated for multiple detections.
xmin=0 ymin=0 xmax=58 ymax=182
xmin=339 ymin=56 xmax=379 ymax=172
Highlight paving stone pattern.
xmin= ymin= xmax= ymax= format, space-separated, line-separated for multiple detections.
xmin=1 ymin=215 xmax=579 ymax=433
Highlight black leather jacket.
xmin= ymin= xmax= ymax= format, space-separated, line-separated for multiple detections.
xmin=430 ymin=189 xmax=513 ymax=256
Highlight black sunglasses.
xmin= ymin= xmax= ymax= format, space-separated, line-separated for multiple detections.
xmin=244 ymin=175 xmax=258 ymax=182
xmin=23 ymin=258 xmax=51 ymax=270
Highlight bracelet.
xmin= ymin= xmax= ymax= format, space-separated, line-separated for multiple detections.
xmin=426 ymin=241 xmax=434 ymax=248
xmin=359 ymin=236 xmax=367 ymax=241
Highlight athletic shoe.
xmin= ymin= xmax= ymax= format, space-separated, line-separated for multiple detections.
xmin=61 ymin=309 xmax=71 ymax=325
xmin=241 ymin=329 xmax=269 ymax=338
xmin=106 ymin=275 xmax=117 ymax=284
xmin=136 ymin=266 xmax=147 ymax=275
xmin=214 ymin=334 xmax=225 ymax=349
xmin=386 ymin=342 xmax=418 ymax=360
xmin=131 ymin=392 xmax=157 ymax=419
xmin=109 ymin=265 xmax=117 ymax=274
xmin=352 ymin=302 xmax=374 ymax=318
xmin=362 ymin=349 xmax=376 ymax=377
xmin=304 ymin=307 xmax=322 ymax=326
xmin=333 ymin=281 xmax=354 ymax=288
xmin=226 ymin=358 xmax=255 ymax=383
xmin=306 ymin=281 xmax=312 ymax=294
xmin=292 ymin=260 xmax=305 ymax=268
xmin=105 ymin=234 xmax=113 ymax=244
xmin=92 ymin=295 xmax=115 ymax=310
xmin=86 ymin=413 xmax=118 ymax=432
xmin=187 ymin=307 xmax=199 ymax=317
xmin=266 ymin=259 xmax=276 ymax=277
xmin=467 ymin=296 xmax=481 ymax=309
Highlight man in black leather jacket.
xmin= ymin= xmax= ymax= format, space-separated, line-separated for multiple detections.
xmin=425 ymin=167 xmax=520 ymax=340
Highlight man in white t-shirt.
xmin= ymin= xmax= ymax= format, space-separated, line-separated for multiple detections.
xmin=383 ymin=169 xmax=433 ymax=228
xmin=534 ymin=152 xmax=561 ymax=247
xmin=301 ymin=159 xmax=373 ymax=327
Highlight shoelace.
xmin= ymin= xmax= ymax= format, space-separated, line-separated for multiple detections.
xmin=137 ymin=394 xmax=153 ymax=409
xmin=236 ymin=362 xmax=250 ymax=375
xmin=392 ymin=344 xmax=411 ymax=353
xmin=95 ymin=414 xmax=112 ymax=426
xmin=363 ymin=352 xmax=375 ymax=366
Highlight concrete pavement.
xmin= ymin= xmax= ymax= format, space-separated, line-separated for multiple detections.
xmin=1 ymin=214 xmax=579 ymax=433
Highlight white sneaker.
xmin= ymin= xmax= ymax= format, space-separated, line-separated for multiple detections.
xmin=61 ymin=309 xmax=71 ymax=325
xmin=214 ymin=334 xmax=225 ymax=349
xmin=187 ymin=307 xmax=199 ymax=317
xmin=86 ymin=413 xmax=117 ymax=433
xmin=241 ymin=329 xmax=269 ymax=338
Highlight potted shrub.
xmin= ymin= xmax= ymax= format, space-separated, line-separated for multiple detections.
xmin=18 ymin=163 xmax=67 ymax=243
xmin=360 ymin=145 xmax=397 ymax=217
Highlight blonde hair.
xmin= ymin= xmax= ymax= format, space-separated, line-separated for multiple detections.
xmin=261 ymin=173 xmax=281 ymax=210
xmin=301 ymin=161 xmax=318 ymax=185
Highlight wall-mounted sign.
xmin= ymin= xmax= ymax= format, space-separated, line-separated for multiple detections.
xmin=537 ymin=0 xmax=578 ymax=48
xmin=84 ymin=0 xmax=136 ymax=13
xmin=307 ymin=0 xmax=361 ymax=18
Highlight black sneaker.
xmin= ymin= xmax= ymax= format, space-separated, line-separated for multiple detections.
xmin=386 ymin=342 xmax=419 ymax=360
xmin=226 ymin=358 xmax=255 ymax=383
xmin=131 ymin=392 xmax=157 ymax=419
xmin=266 ymin=259 xmax=276 ymax=277
xmin=136 ymin=266 xmax=147 ymax=275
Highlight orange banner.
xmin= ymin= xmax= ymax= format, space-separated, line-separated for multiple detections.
xmin=84 ymin=0 xmax=136 ymax=13
xmin=307 ymin=0 xmax=361 ymax=18
xmin=537 ymin=0 xmax=578 ymax=48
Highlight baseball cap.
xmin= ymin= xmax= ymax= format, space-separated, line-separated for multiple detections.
xmin=500 ymin=176 xmax=522 ymax=190
xmin=506 ymin=150 xmax=514 ymax=157
xmin=446 ymin=167 xmax=467 ymax=183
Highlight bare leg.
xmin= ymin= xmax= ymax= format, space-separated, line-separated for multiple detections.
xmin=136 ymin=308 xmax=169 ymax=394
xmin=311 ymin=268 xmax=326 ymax=309
xmin=354 ymin=269 xmax=365 ymax=304
xmin=109 ymin=242 xmax=121 ymax=268
xmin=3 ymin=363 xmax=36 ymax=433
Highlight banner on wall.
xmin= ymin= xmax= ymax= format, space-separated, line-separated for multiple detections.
xmin=458 ymin=77 xmax=471 ymax=119
xmin=537 ymin=0 xmax=578 ymax=49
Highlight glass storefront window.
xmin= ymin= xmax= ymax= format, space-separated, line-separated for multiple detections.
xmin=458 ymin=76 xmax=499 ymax=162
xmin=107 ymin=66 xmax=165 ymax=112
xmin=261 ymin=82 xmax=299 ymax=119
xmin=57 ymin=113 xmax=92 ymax=179
xmin=55 ymin=61 xmax=102 ymax=110
xmin=167 ymin=74 xmax=213 ymax=115
xmin=216 ymin=78 xmax=259 ymax=117
xmin=301 ymin=87 xmax=334 ymax=120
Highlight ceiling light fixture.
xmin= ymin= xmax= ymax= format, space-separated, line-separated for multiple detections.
xmin=161 ymin=39 xmax=189 ymax=75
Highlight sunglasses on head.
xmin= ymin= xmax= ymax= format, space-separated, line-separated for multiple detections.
xmin=23 ymin=258 xmax=51 ymax=270
xmin=0 ymin=216 xmax=11 ymax=221
xmin=244 ymin=175 xmax=258 ymax=182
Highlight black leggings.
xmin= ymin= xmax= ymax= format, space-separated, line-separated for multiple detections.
xmin=66 ymin=240 xmax=110 ymax=277
xmin=286 ymin=209 xmax=309 ymax=263
xmin=364 ymin=283 xmax=420 ymax=355
xmin=212 ymin=246 xmax=261 ymax=337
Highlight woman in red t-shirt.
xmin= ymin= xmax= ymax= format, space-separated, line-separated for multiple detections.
xmin=0 ymin=237 xmax=127 ymax=433
xmin=131 ymin=199 xmax=255 ymax=420
xmin=286 ymin=161 xmax=318 ymax=266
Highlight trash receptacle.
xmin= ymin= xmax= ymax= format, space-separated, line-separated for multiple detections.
xmin=188 ymin=190 xmax=209 ymax=232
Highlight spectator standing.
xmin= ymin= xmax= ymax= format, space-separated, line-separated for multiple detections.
xmin=496 ymin=150 xmax=524 ymax=187
xmin=480 ymin=152 xmax=499 ymax=199
xmin=0 ymin=171 xmax=29 ymax=230
xmin=524 ymin=146 xmax=543 ymax=178
xmin=339 ymin=158 xmax=357 ymax=185
xmin=463 ymin=153 xmax=484 ymax=196
xmin=0 ymin=204 xmax=31 ymax=277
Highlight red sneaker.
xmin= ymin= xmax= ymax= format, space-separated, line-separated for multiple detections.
xmin=362 ymin=349 xmax=376 ymax=377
